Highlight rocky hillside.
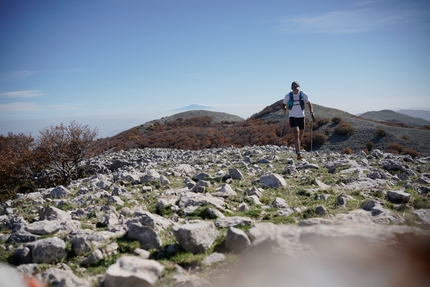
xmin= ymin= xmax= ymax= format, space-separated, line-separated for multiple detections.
xmin=0 ymin=146 xmax=429 ymax=286
xmin=93 ymin=103 xmax=430 ymax=157
xmin=256 ymin=101 xmax=430 ymax=157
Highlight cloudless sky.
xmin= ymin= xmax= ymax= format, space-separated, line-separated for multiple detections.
xmin=1 ymin=0 xmax=430 ymax=137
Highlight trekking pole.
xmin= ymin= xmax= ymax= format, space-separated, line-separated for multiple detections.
xmin=310 ymin=121 xmax=313 ymax=153
xmin=310 ymin=115 xmax=314 ymax=153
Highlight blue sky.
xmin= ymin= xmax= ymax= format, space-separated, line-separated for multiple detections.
xmin=1 ymin=0 xmax=430 ymax=137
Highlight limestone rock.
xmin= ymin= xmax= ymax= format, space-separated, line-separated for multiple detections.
xmin=201 ymin=252 xmax=226 ymax=266
xmin=386 ymin=190 xmax=411 ymax=203
xmin=215 ymin=216 xmax=253 ymax=228
xmin=172 ymin=221 xmax=218 ymax=254
xmin=48 ymin=185 xmax=71 ymax=199
xmin=127 ymin=223 xmax=162 ymax=250
xmin=30 ymin=237 xmax=67 ymax=264
xmin=225 ymin=227 xmax=251 ymax=254
xmin=104 ymin=256 xmax=164 ymax=287
xmin=259 ymin=173 xmax=287 ymax=188
xmin=38 ymin=205 xmax=71 ymax=221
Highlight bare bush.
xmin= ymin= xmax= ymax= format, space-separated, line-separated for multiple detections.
xmin=38 ymin=121 xmax=98 ymax=185
xmin=0 ymin=133 xmax=47 ymax=201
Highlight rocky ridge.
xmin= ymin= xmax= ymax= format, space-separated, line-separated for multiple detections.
xmin=1 ymin=146 xmax=430 ymax=286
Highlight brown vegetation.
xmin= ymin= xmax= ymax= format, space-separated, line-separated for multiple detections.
xmin=376 ymin=127 xmax=387 ymax=136
xmin=385 ymin=142 xmax=419 ymax=158
xmin=340 ymin=148 xmax=353 ymax=155
xmin=331 ymin=117 xmax=342 ymax=124
xmin=0 ymin=122 xmax=98 ymax=202
xmin=0 ymin=133 xmax=46 ymax=202
xmin=334 ymin=121 xmax=355 ymax=136
xmin=365 ymin=141 xmax=375 ymax=152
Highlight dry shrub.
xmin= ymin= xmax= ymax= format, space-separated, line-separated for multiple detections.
xmin=400 ymin=135 xmax=410 ymax=141
xmin=334 ymin=122 xmax=355 ymax=136
xmin=376 ymin=127 xmax=387 ymax=136
xmin=365 ymin=141 xmax=375 ymax=151
xmin=331 ymin=117 xmax=342 ymax=124
xmin=340 ymin=148 xmax=353 ymax=155
xmin=385 ymin=149 xmax=400 ymax=155
xmin=324 ymin=127 xmax=332 ymax=135
xmin=386 ymin=142 xmax=403 ymax=153
xmin=313 ymin=131 xmax=328 ymax=145
xmin=384 ymin=142 xmax=419 ymax=158
xmin=401 ymin=148 xmax=419 ymax=158
xmin=302 ymin=131 xmax=327 ymax=150
xmin=315 ymin=117 xmax=330 ymax=128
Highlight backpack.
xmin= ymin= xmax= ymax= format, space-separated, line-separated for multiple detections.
xmin=287 ymin=91 xmax=305 ymax=110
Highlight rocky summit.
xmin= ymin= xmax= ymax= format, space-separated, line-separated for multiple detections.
xmin=1 ymin=146 xmax=430 ymax=287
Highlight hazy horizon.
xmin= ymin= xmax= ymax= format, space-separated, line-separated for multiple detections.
xmin=1 ymin=104 xmax=429 ymax=138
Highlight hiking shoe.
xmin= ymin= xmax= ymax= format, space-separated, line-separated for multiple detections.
xmin=297 ymin=154 xmax=303 ymax=160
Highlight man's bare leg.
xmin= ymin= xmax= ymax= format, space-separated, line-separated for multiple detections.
xmin=299 ymin=129 xmax=305 ymax=146
xmin=293 ymin=127 xmax=303 ymax=160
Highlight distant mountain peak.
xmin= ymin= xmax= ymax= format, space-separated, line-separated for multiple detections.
xmin=174 ymin=104 xmax=214 ymax=111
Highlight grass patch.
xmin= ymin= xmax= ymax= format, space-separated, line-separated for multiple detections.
xmin=116 ymin=236 xmax=141 ymax=254
xmin=410 ymin=196 xmax=430 ymax=209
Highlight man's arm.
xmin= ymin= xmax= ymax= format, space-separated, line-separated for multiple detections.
xmin=307 ymin=102 xmax=315 ymax=121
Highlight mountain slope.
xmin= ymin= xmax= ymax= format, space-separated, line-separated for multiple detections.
xmin=93 ymin=104 xmax=430 ymax=157
xmin=359 ymin=110 xmax=430 ymax=127
xmin=397 ymin=109 xmax=430 ymax=122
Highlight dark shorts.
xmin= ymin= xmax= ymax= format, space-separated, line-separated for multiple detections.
xmin=289 ymin=117 xmax=305 ymax=130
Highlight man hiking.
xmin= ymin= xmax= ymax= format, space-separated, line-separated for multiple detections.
xmin=282 ymin=81 xmax=315 ymax=160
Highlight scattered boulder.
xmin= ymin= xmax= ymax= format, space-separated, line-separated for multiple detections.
xmin=215 ymin=217 xmax=253 ymax=228
xmin=126 ymin=223 xmax=162 ymax=250
xmin=172 ymin=221 xmax=218 ymax=254
xmin=140 ymin=169 xmax=161 ymax=183
xmin=39 ymin=205 xmax=71 ymax=221
xmin=213 ymin=183 xmax=237 ymax=197
xmin=259 ymin=173 xmax=287 ymax=188
xmin=201 ymin=252 xmax=226 ymax=266
xmin=272 ymin=197 xmax=288 ymax=209
xmin=229 ymin=168 xmax=244 ymax=180
xmin=104 ymin=256 xmax=164 ymax=287
xmin=23 ymin=237 xmax=68 ymax=264
xmin=225 ymin=227 xmax=251 ymax=254
xmin=386 ymin=190 xmax=411 ymax=203
xmin=48 ymin=185 xmax=71 ymax=199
